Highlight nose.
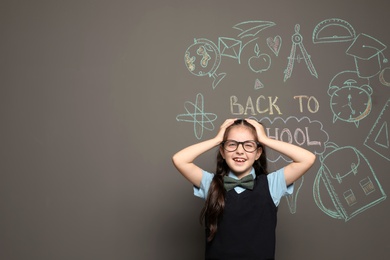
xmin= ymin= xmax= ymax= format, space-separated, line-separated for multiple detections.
xmin=236 ymin=143 xmax=245 ymax=153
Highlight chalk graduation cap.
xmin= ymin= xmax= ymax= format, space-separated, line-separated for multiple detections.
xmin=346 ymin=33 xmax=387 ymax=78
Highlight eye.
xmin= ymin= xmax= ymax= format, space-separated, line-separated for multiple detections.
xmin=226 ymin=141 xmax=237 ymax=147
xmin=244 ymin=141 xmax=256 ymax=149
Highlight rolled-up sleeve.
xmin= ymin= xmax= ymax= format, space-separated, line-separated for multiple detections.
xmin=193 ymin=170 xmax=214 ymax=199
xmin=267 ymin=168 xmax=294 ymax=206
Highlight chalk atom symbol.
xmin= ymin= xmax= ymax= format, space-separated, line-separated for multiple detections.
xmin=176 ymin=93 xmax=217 ymax=139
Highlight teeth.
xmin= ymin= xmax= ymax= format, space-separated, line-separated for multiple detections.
xmin=234 ymin=158 xmax=245 ymax=162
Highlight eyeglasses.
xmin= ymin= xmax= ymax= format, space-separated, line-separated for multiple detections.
xmin=222 ymin=140 xmax=260 ymax=153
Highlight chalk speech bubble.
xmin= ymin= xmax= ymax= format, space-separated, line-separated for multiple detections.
xmin=254 ymin=116 xmax=329 ymax=162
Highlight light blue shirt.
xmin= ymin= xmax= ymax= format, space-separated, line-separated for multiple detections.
xmin=193 ymin=167 xmax=293 ymax=206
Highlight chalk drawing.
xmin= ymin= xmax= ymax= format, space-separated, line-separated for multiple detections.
xmin=284 ymin=24 xmax=318 ymax=82
xmin=248 ymin=43 xmax=271 ymax=73
xmin=218 ymin=36 xmax=259 ymax=64
xmin=346 ymin=33 xmax=388 ymax=79
xmin=286 ymin=176 xmax=304 ymax=214
xmin=364 ymin=99 xmax=390 ymax=161
xmin=312 ymin=18 xmax=356 ymax=44
xmin=313 ymin=142 xmax=386 ymax=221
xmin=267 ymin=35 xmax=282 ymax=56
xmin=328 ymin=71 xmax=372 ymax=127
xmin=218 ymin=37 xmax=242 ymax=63
xmin=184 ymin=38 xmax=226 ymax=89
xmin=176 ymin=93 xmax=218 ymax=140
xmin=233 ymin=20 xmax=275 ymax=38
xmin=379 ymin=67 xmax=390 ymax=87
xmin=258 ymin=116 xmax=329 ymax=162
xmin=254 ymin=78 xmax=265 ymax=90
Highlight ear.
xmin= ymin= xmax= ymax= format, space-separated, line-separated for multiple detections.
xmin=256 ymin=146 xmax=263 ymax=160
xmin=219 ymin=146 xmax=225 ymax=159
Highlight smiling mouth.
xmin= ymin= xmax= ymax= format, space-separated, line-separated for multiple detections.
xmin=233 ymin=158 xmax=246 ymax=163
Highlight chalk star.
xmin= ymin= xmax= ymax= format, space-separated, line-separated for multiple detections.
xmin=176 ymin=93 xmax=217 ymax=139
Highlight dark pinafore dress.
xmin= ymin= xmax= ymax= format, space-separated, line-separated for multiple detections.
xmin=205 ymin=174 xmax=277 ymax=260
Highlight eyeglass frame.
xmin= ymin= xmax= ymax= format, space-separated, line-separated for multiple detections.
xmin=221 ymin=140 xmax=261 ymax=153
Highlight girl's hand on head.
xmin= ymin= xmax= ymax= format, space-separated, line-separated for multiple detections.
xmin=245 ymin=118 xmax=267 ymax=142
xmin=215 ymin=118 xmax=236 ymax=143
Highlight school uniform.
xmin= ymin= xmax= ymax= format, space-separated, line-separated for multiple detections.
xmin=194 ymin=168 xmax=293 ymax=260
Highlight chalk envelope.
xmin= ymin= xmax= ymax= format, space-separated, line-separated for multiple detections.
xmin=218 ymin=37 xmax=242 ymax=62
xmin=346 ymin=33 xmax=387 ymax=78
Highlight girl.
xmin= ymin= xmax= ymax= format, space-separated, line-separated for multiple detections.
xmin=172 ymin=118 xmax=316 ymax=260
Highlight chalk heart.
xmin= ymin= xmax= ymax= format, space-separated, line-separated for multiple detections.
xmin=267 ymin=36 xmax=281 ymax=56
xmin=248 ymin=54 xmax=271 ymax=73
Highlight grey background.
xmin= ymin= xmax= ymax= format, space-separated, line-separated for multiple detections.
xmin=1 ymin=0 xmax=389 ymax=259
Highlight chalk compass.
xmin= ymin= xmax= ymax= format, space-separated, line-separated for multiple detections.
xmin=284 ymin=24 xmax=318 ymax=82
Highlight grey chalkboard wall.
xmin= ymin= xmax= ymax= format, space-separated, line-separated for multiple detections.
xmin=1 ymin=0 xmax=390 ymax=259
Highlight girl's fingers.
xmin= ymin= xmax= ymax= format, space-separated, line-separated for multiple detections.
xmin=221 ymin=118 xmax=236 ymax=128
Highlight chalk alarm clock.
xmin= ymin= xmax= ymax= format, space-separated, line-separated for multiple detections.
xmin=328 ymin=78 xmax=372 ymax=127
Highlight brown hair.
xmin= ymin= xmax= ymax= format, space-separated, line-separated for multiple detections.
xmin=200 ymin=119 xmax=268 ymax=241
